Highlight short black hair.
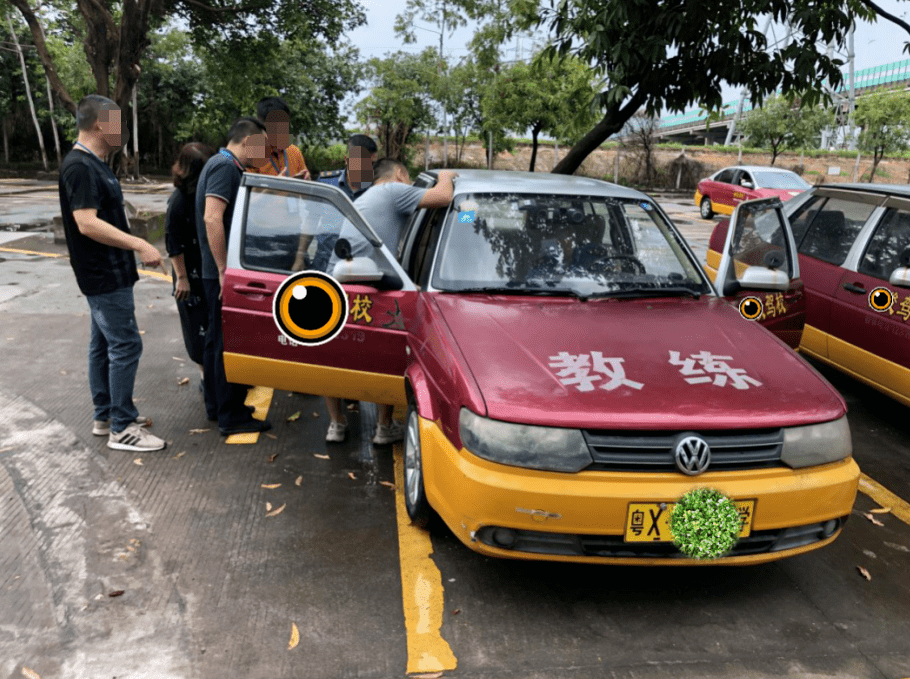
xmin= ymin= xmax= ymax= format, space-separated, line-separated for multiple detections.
xmin=257 ymin=97 xmax=291 ymax=121
xmin=76 ymin=94 xmax=119 ymax=131
xmin=347 ymin=134 xmax=378 ymax=156
xmin=373 ymin=158 xmax=407 ymax=180
xmin=227 ymin=117 xmax=266 ymax=143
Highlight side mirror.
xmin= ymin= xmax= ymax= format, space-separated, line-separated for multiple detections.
xmin=741 ymin=181 xmax=754 ymax=190
xmin=332 ymin=256 xmax=384 ymax=284
xmin=738 ymin=266 xmax=790 ymax=291
xmin=889 ymin=266 xmax=910 ymax=288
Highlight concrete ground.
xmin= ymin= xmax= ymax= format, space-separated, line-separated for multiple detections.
xmin=1 ymin=188 xmax=909 ymax=679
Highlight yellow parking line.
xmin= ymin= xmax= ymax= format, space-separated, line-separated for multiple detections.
xmin=225 ymin=386 xmax=274 ymax=445
xmin=858 ymin=473 xmax=910 ymax=527
xmin=392 ymin=445 xmax=457 ymax=676
xmin=138 ymin=268 xmax=172 ymax=282
xmin=0 ymin=246 xmax=67 ymax=258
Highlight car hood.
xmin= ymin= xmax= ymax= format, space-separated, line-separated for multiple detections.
xmin=433 ymin=294 xmax=844 ymax=430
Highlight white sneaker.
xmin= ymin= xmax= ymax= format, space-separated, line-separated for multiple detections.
xmin=93 ymin=416 xmax=151 ymax=436
xmin=108 ymin=422 xmax=166 ymax=452
xmin=326 ymin=421 xmax=347 ymax=443
xmin=372 ymin=421 xmax=404 ymax=445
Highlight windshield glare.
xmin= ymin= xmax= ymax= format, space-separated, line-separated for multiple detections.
xmin=431 ymin=194 xmax=711 ymax=296
xmin=753 ymin=172 xmax=811 ymax=190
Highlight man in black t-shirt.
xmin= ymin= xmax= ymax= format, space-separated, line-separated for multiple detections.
xmin=196 ymin=117 xmax=273 ymax=436
xmin=59 ymin=94 xmax=167 ymax=452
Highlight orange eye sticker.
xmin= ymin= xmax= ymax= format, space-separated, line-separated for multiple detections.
xmin=273 ymin=271 xmax=348 ymax=346
xmin=869 ymin=287 xmax=894 ymax=313
xmin=738 ymin=296 xmax=763 ymax=320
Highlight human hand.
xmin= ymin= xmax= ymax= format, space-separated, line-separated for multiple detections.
xmin=174 ymin=276 xmax=190 ymax=301
xmin=293 ymin=168 xmax=311 ymax=180
xmin=438 ymin=170 xmax=459 ymax=183
xmin=137 ymin=241 xmax=163 ymax=271
xmin=218 ymin=268 xmax=225 ymax=299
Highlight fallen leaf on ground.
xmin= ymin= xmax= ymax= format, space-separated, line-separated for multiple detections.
xmin=870 ymin=507 xmax=891 ymax=514
xmin=267 ymin=503 xmax=286 ymax=517
xmin=172 ymin=357 xmax=184 ymax=361
xmin=173 ymin=451 xmax=186 ymax=459
xmin=266 ymin=502 xmax=273 ymax=511
xmin=314 ymin=454 xmax=329 ymax=460
xmin=178 ymin=377 xmax=190 ymax=385
xmin=189 ymin=428 xmax=210 ymax=435
xmin=380 ymin=481 xmax=395 ymax=489
xmin=133 ymin=458 xmax=143 ymax=466
xmin=857 ymin=566 xmax=872 ymax=581
xmin=267 ymin=453 xmax=279 ymax=463
xmin=295 ymin=475 xmax=303 ymax=486
xmin=108 ymin=590 xmax=125 ymax=597
xmin=138 ymin=330 xmax=145 ymax=335
xmin=265 ymin=433 xmax=277 ymax=440
xmin=288 ymin=622 xmax=300 ymax=650
xmin=262 ymin=483 xmax=281 ymax=489
xmin=21 ymin=667 xmax=41 ymax=679
xmin=148 ymin=304 xmax=154 ymax=308
xmin=863 ymin=512 xmax=885 ymax=527
xmin=287 ymin=411 xmax=301 ymax=422
xmin=348 ymin=472 xmax=357 ymax=480
xmin=312 ymin=412 xmax=319 ymax=417
xmin=411 ymin=673 xmax=443 ymax=679
xmin=452 ymin=609 xmax=461 ymax=615
xmin=60 ymin=369 xmax=67 ymax=375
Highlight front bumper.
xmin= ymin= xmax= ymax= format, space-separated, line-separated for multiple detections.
xmin=420 ymin=417 xmax=860 ymax=566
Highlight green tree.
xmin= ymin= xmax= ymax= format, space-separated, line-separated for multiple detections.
xmin=740 ymin=95 xmax=832 ymax=165
xmin=482 ymin=53 xmax=598 ymax=171
xmin=512 ymin=0 xmax=876 ymax=175
xmin=854 ymin=87 xmax=910 ymax=182
xmin=355 ymin=49 xmax=438 ymax=163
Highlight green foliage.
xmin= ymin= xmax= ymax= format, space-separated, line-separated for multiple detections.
xmin=669 ymin=488 xmax=741 ymax=560
xmin=740 ymin=95 xmax=832 ymax=164
xmin=304 ymin=143 xmax=347 ymax=177
xmin=854 ymin=87 xmax=910 ymax=180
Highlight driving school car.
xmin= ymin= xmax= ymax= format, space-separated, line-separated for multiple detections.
xmin=696 ymin=166 xmax=812 ymax=219
xmin=222 ymin=170 xmax=859 ymax=565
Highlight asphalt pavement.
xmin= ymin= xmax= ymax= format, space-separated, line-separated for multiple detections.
xmin=0 ymin=186 xmax=908 ymax=679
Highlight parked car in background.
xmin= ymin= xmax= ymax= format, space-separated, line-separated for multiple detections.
xmin=222 ymin=171 xmax=858 ymax=566
xmin=704 ymin=183 xmax=910 ymax=409
xmin=696 ymin=166 xmax=812 ymax=219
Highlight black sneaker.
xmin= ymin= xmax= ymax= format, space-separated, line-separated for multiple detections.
xmin=219 ymin=417 xmax=272 ymax=437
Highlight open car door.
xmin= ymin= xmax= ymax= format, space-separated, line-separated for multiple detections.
xmin=712 ymin=197 xmax=806 ymax=348
xmin=222 ymin=173 xmax=418 ymax=407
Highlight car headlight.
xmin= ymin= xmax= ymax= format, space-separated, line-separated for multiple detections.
xmin=780 ymin=416 xmax=852 ymax=468
xmin=458 ymin=408 xmax=593 ymax=473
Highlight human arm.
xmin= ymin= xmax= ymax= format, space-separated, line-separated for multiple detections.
xmin=73 ymin=209 xmax=163 ymax=270
xmin=204 ymin=196 xmax=229 ymax=291
xmin=417 ymin=170 xmax=458 ymax=209
xmin=171 ymin=254 xmax=191 ymax=300
xmin=292 ymin=234 xmax=315 ymax=270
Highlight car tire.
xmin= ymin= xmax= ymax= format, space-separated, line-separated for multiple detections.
xmin=404 ymin=400 xmax=432 ymax=528
xmin=700 ymin=196 xmax=714 ymax=219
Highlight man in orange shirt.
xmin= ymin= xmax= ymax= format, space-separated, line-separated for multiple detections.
xmin=251 ymin=97 xmax=310 ymax=179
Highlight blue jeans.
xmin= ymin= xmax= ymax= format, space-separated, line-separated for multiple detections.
xmin=86 ymin=286 xmax=142 ymax=433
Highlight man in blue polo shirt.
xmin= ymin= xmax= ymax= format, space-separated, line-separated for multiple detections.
xmin=196 ymin=117 xmax=273 ymax=436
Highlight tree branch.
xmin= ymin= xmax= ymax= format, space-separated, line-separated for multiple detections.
xmin=180 ymin=0 xmax=260 ymax=14
xmin=857 ymin=0 xmax=910 ymax=40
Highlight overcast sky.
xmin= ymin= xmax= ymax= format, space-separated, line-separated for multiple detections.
xmin=345 ymin=0 xmax=910 ymax=121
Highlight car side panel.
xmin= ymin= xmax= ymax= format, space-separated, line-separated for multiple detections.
xmin=795 ymin=253 xmax=841 ymax=357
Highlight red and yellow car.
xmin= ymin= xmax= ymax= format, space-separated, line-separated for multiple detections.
xmin=696 ymin=166 xmax=811 ymax=219
xmin=223 ymin=170 xmax=858 ymax=566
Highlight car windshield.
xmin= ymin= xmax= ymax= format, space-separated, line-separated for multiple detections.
xmin=753 ymin=172 xmax=811 ymax=190
xmin=430 ymin=193 xmax=712 ymax=297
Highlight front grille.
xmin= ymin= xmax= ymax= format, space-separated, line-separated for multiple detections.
xmin=582 ymin=428 xmax=785 ymax=472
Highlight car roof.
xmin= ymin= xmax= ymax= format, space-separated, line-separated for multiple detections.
xmin=814 ymin=182 xmax=910 ymax=198
xmin=422 ymin=169 xmax=649 ymax=200
xmin=719 ymin=166 xmax=797 ymax=174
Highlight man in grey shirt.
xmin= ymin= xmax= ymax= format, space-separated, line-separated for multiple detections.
xmin=328 ymin=158 xmax=457 ymax=445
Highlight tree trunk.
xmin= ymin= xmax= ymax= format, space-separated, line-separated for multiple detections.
xmin=46 ymin=75 xmax=62 ymax=167
xmin=158 ymin=121 xmax=164 ymax=169
xmin=8 ymin=16 xmax=49 ymax=172
xmin=552 ymin=91 xmax=647 ymax=175
xmin=529 ymin=123 xmax=541 ymax=172
xmin=2 ymin=117 xmax=8 ymax=164
xmin=131 ymin=82 xmax=139 ymax=180
xmin=869 ymin=152 xmax=881 ymax=182
xmin=770 ymin=145 xmax=779 ymax=166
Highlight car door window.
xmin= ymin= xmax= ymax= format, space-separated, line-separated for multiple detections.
xmin=739 ymin=171 xmax=754 ymax=187
xmin=415 ymin=208 xmax=448 ymax=288
xmin=788 ymin=195 xmax=827 ymax=246
xmin=859 ymin=208 xmax=910 ymax=279
xmin=715 ymin=169 xmax=735 ymax=184
xmin=728 ymin=200 xmax=792 ymax=277
xmin=798 ymin=197 xmax=876 ymax=266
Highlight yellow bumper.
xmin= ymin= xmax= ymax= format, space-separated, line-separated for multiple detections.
xmin=420 ymin=417 xmax=859 ymax=566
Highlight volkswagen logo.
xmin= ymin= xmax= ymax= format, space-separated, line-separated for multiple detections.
xmin=674 ymin=434 xmax=711 ymax=475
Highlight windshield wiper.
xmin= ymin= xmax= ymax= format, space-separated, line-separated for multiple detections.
xmin=585 ymin=286 xmax=703 ymax=300
xmin=451 ymin=286 xmax=586 ymax=298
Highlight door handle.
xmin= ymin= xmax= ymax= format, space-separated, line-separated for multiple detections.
xmin=233 ymin=284 xmax=275 ymax=296
xmin=842 ymin=282 xmax=866 ymax=295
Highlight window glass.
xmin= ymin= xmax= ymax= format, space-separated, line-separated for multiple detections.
xmin=430 ymin=193 xmax=710 ymax=297
xmin=859 ymin=208 xmax=910 ymax=279
xmin=728 ymin=202 xmax=792 ymax=278
xmin=788 ymin=195 xmax=826 ymax=246
xmin=715 ymin=169 xmax=735 ymax=184
xmin=798 ymin=197 xmax=876 ymax=265
xmin=753 ymin=171 xmax=812 ymax=190
xmin=739 ymin=171 xmax=754 ymax=186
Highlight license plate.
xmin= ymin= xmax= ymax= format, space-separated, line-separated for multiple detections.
xmin=624 ymin=500 xmax=755 ymax=542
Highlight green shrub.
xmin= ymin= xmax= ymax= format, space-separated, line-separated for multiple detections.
xmin=669 ymin=487 xmax=741 ymax=560
xmin=303 ymin=143 xmax=347 ymax=177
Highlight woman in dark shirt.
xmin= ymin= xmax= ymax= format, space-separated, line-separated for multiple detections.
xmin=166 ymin=143 xmax=215 ymax=378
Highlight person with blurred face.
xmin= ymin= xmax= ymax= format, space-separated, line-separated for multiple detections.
xmin=195 ymin=117 xmax=273 ymax=436
xmin=59 ymin=94 xmax=167 ymax=452
xmin=250 ymin=97 xmax=310 ymax=180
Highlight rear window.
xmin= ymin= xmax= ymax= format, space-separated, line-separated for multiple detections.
xmin=798 ymin=197 xmax=877 ymax=266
